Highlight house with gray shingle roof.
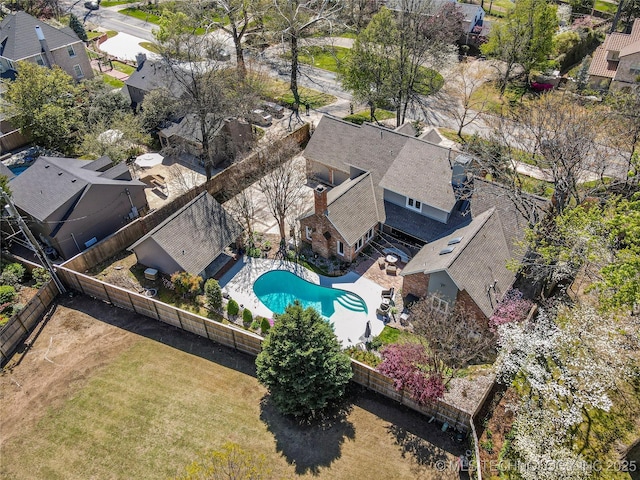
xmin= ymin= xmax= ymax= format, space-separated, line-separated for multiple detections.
xmin=301 ymin=115 xmax=541 ymax=319
xmin=588 ymin=18 xmax=640 ymax=90
xmin=0 ymin=11 xmax=93 ymax=81
xmin=125 ymin=55 xmax=187 ymax=108
xmin=401 ymin=208 xmax=514 ymax=319
xmin=129 ymin=192 xmax=242 ymax=278
xmin=9 ymin=156 xmax=147 ymax=259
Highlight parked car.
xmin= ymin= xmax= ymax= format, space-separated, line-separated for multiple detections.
xmin=247 ymin=109 xmax=272 ymax=127
xmin=262 ymin=101 xmax=285 ymax=119
xmin=84 ymin=0 xmax=99 ymax=9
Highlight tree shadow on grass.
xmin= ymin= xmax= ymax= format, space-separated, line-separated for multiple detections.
xmin=350 ymin=386 xmax=468 ymax=473
xmin=259 ymin=393 xmax=356 ymax=475
xmin=57 ymin=293 xmax=258 ymax=378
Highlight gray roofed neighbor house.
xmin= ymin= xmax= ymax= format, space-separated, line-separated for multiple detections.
xmin=125 ymin=59 xmax=187 ymax=103
xmin=82 ymin=156 xmax=113 ymax=172
xmin=402 ymin=208 xmax=514 ymax=317
xmin=129 ymin=192 xmax=242 ymax=275
xmin=10 ymin=156 xmax=143 ymax=221
xmin=0 ymin=11 xmax=80 ymax=60
xmin=325 ymin=173 xmax=380 ymax=245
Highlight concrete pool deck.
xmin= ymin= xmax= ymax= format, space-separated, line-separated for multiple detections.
xmin=218 ymin=257 xmax=388 ymax=347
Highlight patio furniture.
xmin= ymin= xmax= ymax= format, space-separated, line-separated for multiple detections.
xmin=386 ymin=265 xmax=397 ymax=275
xmin=381 ymin=287 xmax=395 ymax=299
xmin=378 ymin=257 xmax=386 ymax=268
xmin=376 ymin=303 xmax=390 ymax=317
xmin=386 ymin=254 xmax=399 ymax=266
xmin=399 ymin=311 xmax=410 ymax=326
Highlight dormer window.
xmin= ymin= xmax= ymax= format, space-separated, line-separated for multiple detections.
xmin=607 ymin=50 xmax=620 ymax=62
xmin=406 ymin=197 xmax=421 ymax=212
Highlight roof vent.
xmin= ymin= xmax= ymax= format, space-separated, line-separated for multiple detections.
xmin=58 ymin=172 xmax=63 ymax=176
xmin=45 ymin=164 xmax=50 ymax=168
xmin=439 ymin=246 xmax=455 ymax=255
xmin=71 ymin=179 xmax=76 ymax=183
xmin=447 ymin=236 xmax=463 ymax=245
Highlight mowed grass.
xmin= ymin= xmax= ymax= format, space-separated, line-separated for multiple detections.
xmin=1 ymin=329 xmax=459 ymax=479
xmin=264 ymin=79 xmax=336 ymax=108
xmin=297 ymin=45 xmax=350 ymax=73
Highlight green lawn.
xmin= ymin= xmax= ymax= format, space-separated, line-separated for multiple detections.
xmin=100 ymin=74 xmax=124 ymax=89
xmin=112 ymin=60 xmax=135 ymax=75
xmin=594 ymin=0 xmax=617 ymax=13
xmin=343 ymin=109 xmax=395 ymax=125
xmin=139 ymin=41 xmax=160 ymax=53
xmin=100 ymin=0 xmax=136 ymax=6
xmin=118 ymin=7 xmax=163 ymax=24
xmin=0 ymin=301 xmax=463 ymax=479
xmin=263 ymin=79 xmax=336 ymax=109
xmin=297 ymin=46 xmax=350 ymax=73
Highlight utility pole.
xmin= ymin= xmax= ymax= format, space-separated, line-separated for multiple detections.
xmin=1 ymin=188 xmax=66 ymax=294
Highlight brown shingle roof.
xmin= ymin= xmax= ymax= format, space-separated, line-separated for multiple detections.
xmin=589 ymin=19 xmax=640 ymax=79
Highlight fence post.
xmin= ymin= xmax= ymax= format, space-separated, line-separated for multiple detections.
xmin=175 ymin=309 xmax=184 ymax=329
xmin=102 ymin=283 xmax=112 ymax=304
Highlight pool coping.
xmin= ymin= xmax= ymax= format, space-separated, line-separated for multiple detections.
xmin=218 ymin=257 xmax=388 ymax=347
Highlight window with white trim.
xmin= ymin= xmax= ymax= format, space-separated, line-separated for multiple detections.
xmin=431 ymin=295 xmax=449 ymax=314
xmin=73 ymin=64 xmax=84 ymax=78
xmin=406 ymin=197 xmax=421 ymax=212
xmin=36 ymin=54 xmax=45 ymax=66
xmin=355 ymin=237 xmax=363 ymax=251
xmin=366 ymin=228 xmax=374 ymax=241
xmin=7 ymin=59 xmax=15 ymax=70
xmin=337 ymin=240 xmax=344 ymax=256
xmin=305 ymin=226 xmax=313 ymax=240
xmin=67 ymin=45 xmax=76 ymax=57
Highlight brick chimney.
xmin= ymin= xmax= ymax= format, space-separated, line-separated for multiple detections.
xmin=314 ymin=185 xmax=328 ymax=215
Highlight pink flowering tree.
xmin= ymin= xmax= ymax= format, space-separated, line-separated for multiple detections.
xmin=489 ymin=289 xmax=534 ymax=330
xmin=377 ymin=343 xmax=446 ymax=403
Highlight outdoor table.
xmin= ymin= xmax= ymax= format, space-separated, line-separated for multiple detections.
xmin=386 ymin=254 xmax=399 ymax=265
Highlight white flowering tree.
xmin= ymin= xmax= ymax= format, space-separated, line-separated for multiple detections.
xmin=495 ymin=305 xmax=631 ymax=477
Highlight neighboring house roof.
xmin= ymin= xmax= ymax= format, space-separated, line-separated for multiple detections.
xmin=323 ymin=172 xmax=380 ymax=245
xmin=0 ymin=162 xmax=15 ymax=180
xmin=589 ymin=18 xmax=640 ymax=79
xmin=10 ymin=156 xmax=143 ymax=221
xmin=402 ymin=208 xmax=514 ymax=317
xmin=129 ymin=192 xmax=242 ymax=275
xmin=125 ymin=59 xmax=187 ymax=99
xmin=456 ymin=2 xmax=483 ymax=23
xmin=0 ymin=11 xmax=80 ymax=61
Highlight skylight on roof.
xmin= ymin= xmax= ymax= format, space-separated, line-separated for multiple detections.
xmin=448 ymin=236 xmax=463 ymax=245
xmin=439 ymin=246 xmax=455 ymax=255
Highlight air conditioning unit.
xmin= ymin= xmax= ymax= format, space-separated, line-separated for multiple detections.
xmin=144 ymin=268 xmax=158 ymax=281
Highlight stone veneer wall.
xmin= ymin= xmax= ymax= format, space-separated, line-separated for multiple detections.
xmin=401 ymin=272 xmax=430 ymax=299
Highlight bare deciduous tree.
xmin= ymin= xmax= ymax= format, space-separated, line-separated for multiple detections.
xmin=270 ymin=0 xmax=344 ymax=106
xmin=257 ymin=139 xmax=306 ymax=245
xmin=411 ymin=298 xmax=496 ymax=384
xmin=154 ymin=11 xmax=257 ymax=179
xmin=435 ymin=61 xmax=492 ymax=138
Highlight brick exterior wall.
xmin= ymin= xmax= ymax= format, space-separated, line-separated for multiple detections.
xmin=402 ymin=272 xmax=430 ymax=299
xmin=456 ymin=288 xmax=489 ymax=324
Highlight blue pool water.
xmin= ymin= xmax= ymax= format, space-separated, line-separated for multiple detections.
xmin=253 ymin=270 xmax=368 ymax=318
xmin=8 ymin=165 xmax=28 ymax=176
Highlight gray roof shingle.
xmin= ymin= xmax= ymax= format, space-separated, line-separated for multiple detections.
xmin=10 ymin=156 xmax=144 ymax=221
xmin=129 ymin=192 xmax=242 ymax=275
xmin=326 ymin=172 xmax=379 ymax=245
xmin=402 ymin=208 xmax=515 ymax=317
xmin=125 ymin=60 xmax=187 ymax=98
xmin=0 ymin=11 xmax=81 ymax=61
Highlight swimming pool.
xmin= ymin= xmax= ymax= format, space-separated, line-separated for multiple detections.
xmin=253 ymin=270 xmax=368 ymax=318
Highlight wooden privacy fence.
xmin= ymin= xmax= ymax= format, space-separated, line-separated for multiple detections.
xmin=55 ymin=265 xmax=476 ymax=432
xmin=0 ymin=280 xmax=58 ymax=365
xmin=62 ymin=124 xmax=311 ymax=273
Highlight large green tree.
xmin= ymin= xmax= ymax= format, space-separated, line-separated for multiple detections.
xmin=481 ymin=0 xmax=557 ymax=94
xmin=255 ymin=301 xmax=353 ymax=417
xmin=341 ymin=7 xmax=397 ymax=122
xmin=341 ymin=4 xmax=461 ymax=126
xmin=1 ymin=62 xmax=83 ymax=153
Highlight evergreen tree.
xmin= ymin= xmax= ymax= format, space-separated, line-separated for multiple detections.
xmin=256 ymin=302 xmax=352 ymax=417
xmin=69 ymin=14 xmax=88 ymax=42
